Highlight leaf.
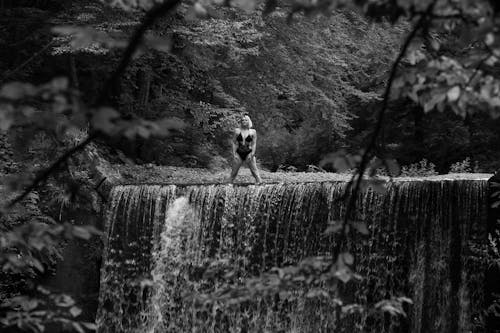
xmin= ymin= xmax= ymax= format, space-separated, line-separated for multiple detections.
xmin=351 ymin=221 xmax=369 ymax=235
xmin=486 ymin=33 xmax=495 ymax=46
xmin=342 ymin=252 xmax=354 ymax=265
xmin=0 ymin=82 xmax=36 ymax=99
xmin=49 ymin=77 xmax=69 ymax=91
xmin=81 ymin=322 xmax=97 ymax=330
xmin=145 ymin=35 xmax=172 ymax=53
xmin=21 ymin=299 xmax=39 ymax=311
xmin=380 ymin=304 xmax=404 ymax=316
xmin=71 ymin=226 xmax=91 ymax=240
xmin=69 ymin=306 xmax=82 ymax=317
xmin=54 ymin=294 xmax=75 ymax=307
xmin=423 ymin=92 xmax=446 ymax=113
xmin=232 ymin=0 xmax=257 ymax=13
xmin=154 ymin=117 xmax=185 ymax=137
xmin=72 ymin=322 xmax=85 ymax=333
xmin=334 ymin=267 xmax=352 ymax=283
xmin=323 ymin=222 xmax=342 ymax=235
xmin=31 ymin=258 xmax=45 ymax=273
xmin=342 ymin=304 xmax=363 ymax=314
xmin=430 ymin=39 xmax=440 ymax=51
xmin=447 ymin=86 xmax=461 ymax=102
xmin=407 ymin=50 xmax=426 ymax=65
xmin=305 ymin=289 xmax=328 ymax=298
xmin=91 ymin=108 xmax=120 ymax=135
xmin=193 ymin=2 xmax=208 ymax=17
xmin=396 ymin=296 xmax=413 ymax=304
xmin=0 ymin=104 xmax=14 ymax=132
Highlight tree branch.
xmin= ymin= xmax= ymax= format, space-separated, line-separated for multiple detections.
xmin=5 ymin=0 xmax=183 ymax=210
xmin=7 ymin=135 xmax=95 ymax=208
xmin=0 ymin=40 xmax=56 ymax=84
xmin=95 ymin=0 xmax=182 ymax=106
xmin=335 ymin=3 xmax=437 ymax=256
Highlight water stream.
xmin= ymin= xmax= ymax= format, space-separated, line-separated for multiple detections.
xmin=96 ymin=179 xmax=488 ymax=332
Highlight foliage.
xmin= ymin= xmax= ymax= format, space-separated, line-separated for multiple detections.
xmin=0 ymin=2 xmax=184 ymax=331
xmin=2 ymin=0 xmax=500 ymax=331
xmin=449 ymin=157 xmax=473 ymax=173
xmin=0 ymin=189 xmax=100 ymax=332
xmin=400 ymin=158 xmax=438 ymax=177
xmin=1 ymin=291 xmax=97 ymax=333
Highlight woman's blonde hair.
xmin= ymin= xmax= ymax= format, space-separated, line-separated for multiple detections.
xmin=242 ymin=115 xmax=253 ymax=128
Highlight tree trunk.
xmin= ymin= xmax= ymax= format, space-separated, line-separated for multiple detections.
xmin=68 ymin=54 xmax=79 ymax=90
xmin=137 ymin=68 xmax=152 ymax=116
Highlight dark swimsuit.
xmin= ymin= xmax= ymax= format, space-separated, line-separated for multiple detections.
xmin=236 ymin=132 xmax=253 ymax=160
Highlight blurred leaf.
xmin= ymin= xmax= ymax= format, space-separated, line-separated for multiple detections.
xmin=0 ymin=104 xmax=14 ymax=131
xmin=430 ymin=39 xmax=440 ymax=51
xmin=53 ymin=294 xmax=75 ymax=307
xmin=154 ymin=117 xmax=186 ymax=136
xmin=81 ymin=322 xmax=97 ymax=330
xmin=48 ymin=77 xmax=69 ymax=92
xmin=232 ymin=0 xmax=257 ymax=13
xmin=323 ymin=221 xmax=343 ymax=235
xmin=70 ymin=225 xmax=101 ymax=240
xmin=486 ymin=32 xmax=495 ymax=46
xmin=305 ymin=289 xmax=328 ymax=298
xmin=397 ymin=296 xmax=413 ymax=304
xmin=72 ymin=322 xmax=85 ymax=333
xmin=145 ymin=34 xmax=172 ymax=53
xmin=21 ymin=299 xmax=39 ymax=311
xmin=52 ymin=26 xmax=127 ymax=51
xmin=374 ymin=299 xmax=407 ymax=317
xmin=407 ymin=49 xmax=426 ymax=65
xmin=193 ymin=2 xmax=208 ymax=17
xmin=342 ymin=303 xmax=363 ymax=314
xmin=71 ymin=226 xmax=91 ymax=240
xmin=69 ymin=306 xmax=82 ymax=317
xmin=92 ymin=107 xmax=120 ymax=135
xmin=342 ymin=252 xmax=354 ymax=265
xmin=351 ymin=221 xmax=369 ymax=235
xmin=31 ymin=258 xmax=44 ymax=273
xmin=334 ymin=266 xmax=352 ymax=283
xmin=0 ymin=82 xmax=36 ymax=99
xmin=447 ymin=86 xmax=461 ymax=102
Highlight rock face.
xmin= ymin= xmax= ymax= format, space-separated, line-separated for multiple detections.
xmin=96 ymin=177 xmax=489 ymax=332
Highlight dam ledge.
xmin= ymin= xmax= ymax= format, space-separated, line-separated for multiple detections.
xmin=114 ymin=172 xmax=494 ymax=187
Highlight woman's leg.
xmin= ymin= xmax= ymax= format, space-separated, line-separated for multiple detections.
xmin=248 ymin=156 xmax=262 ymax=183
xmin=229 ymin=155 xmax=243 ymax=182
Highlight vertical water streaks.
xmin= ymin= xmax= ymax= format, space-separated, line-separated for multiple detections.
xmin=97 ymin=179 xmax=488 ymax=333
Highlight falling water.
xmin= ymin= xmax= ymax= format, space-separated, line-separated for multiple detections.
xmin=96 ymin=178 xmax=488 ymax=333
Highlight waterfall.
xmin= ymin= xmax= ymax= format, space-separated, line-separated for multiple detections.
xmin=96 ymin=178 xmax=488 ymax=333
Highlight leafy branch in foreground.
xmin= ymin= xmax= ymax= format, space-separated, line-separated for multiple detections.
xmin=0 ymin=1 xmax=185 ymax=332
xmin=2 ymin=0 xmax=185 ymax=211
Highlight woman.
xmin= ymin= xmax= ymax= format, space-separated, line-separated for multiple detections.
xmin=228 ymin=115 xmax=262 ymax=183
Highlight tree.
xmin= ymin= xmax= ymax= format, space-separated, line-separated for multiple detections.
xmin=2 ymin=0 xmax=500 ymax=331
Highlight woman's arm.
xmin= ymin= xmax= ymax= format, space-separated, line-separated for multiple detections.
xmin=251 ymin=129 xmax=257 ymax=157
xmin=232 ymin=128 xmax=239 ymax=158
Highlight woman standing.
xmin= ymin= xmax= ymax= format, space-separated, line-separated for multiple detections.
xmin=228 ymin=115 xmax=262 ymax=183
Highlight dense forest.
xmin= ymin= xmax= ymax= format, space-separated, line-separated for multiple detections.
xmin=2 ymin=0 xmax=500 ymax=332
xmin=2 ymin=0 xmax=500 ymax=173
